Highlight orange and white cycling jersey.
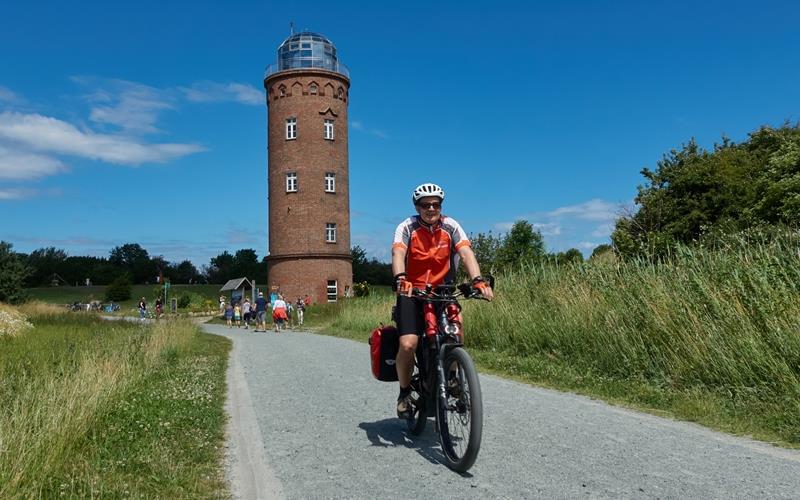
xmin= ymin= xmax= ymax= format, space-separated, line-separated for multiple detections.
xmin=392 ymin=215 xmax=471 ymax=287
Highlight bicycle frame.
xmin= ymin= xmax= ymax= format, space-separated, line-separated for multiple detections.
xmin=412 ymin=284 xmax=469 ymax=421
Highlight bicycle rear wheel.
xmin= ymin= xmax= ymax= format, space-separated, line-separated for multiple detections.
xmin=436 ymin=347 xmax=483 ymax=472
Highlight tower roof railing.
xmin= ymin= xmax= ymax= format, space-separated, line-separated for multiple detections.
xmin=265 ymin=60 xmax=350 ymax=79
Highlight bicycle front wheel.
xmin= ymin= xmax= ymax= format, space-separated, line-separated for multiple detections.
xmin=406 ymin=371 xmax=427 ymax=435
xmin=436 ymin=347 xmax=483 ymax=472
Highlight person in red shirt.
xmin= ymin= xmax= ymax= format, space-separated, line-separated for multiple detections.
xmin=391 ymin=182 xmax=493 ymax=418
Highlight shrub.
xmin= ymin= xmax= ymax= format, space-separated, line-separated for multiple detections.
xmin=353 ymin=281 xmax=370 ymax=297
xmin=177 ymin=295 xmax=191 ymax=309
xmin=104 ymin=275 xmax=132 ymax=302
xmin=0 ymin=241 xmax=31 ymax=304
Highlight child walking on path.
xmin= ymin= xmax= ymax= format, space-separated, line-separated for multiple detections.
xmin=233 ymin=302 xmax=242 ymax=328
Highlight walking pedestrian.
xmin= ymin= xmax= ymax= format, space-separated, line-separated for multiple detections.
xmin=255 ymin=291 xmax=268 ymax=332
xmin=225 ymin=303 xmax=234 ymax=328
xmin=233 ymin=302 xmax=242 ymax=328
xmin=295 ymin=297 xmax=305 ymax=326
xmin=138 ymin=297 xmax=147 ymax=321
xmin=272 ymin=294 xmax=288 ymax=332
xmin=242 ymin=297 xmax=252 ymax=329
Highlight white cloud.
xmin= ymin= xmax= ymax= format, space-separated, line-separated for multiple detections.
xmin=0 ymin=146 xmax=69 ymax=180
xmin=71 ymin=77 xmax=176 ymax=134
xmin=577 ymin=241 xmax=600 ymax=250
xmin=0 ymin=111 xmax=205 ymax=164
xmin=493 ymin=220 xmax=561 ymax=236
xmin=0 ymin=187 xmax=37 ymax=200
xmin=351 ymin=119 xmax=387 ymax=139
xmin=0 ymin=86 xmax=20 ymax=104
xmin=91 ymin=86 xmax=172 ymax=133
xmin=547 ymin=198 xmax=618 ymax=221
xmin=532 ymin=222 xmax=562 ymax=236
xmin=352 ymin=231 xmax=392 ymax=262
xmin=591 ymin=222 xmax=615 ymax=238
xmin=226 ymin=227 xmax=257 ymax=245
xmin=180 ymin=81 xmax=263 ymax=105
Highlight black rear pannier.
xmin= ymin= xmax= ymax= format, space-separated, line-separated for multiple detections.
xmin=369 ymin=325 xmax=399 ymax=382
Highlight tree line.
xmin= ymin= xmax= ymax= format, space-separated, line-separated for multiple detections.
xmin=0 ymin=242 xmax=271 ymax=290
xmin=612 ymin=123 xmax=800 ymax=257
xmin=3 ymin=121 xmax=797 ymax=301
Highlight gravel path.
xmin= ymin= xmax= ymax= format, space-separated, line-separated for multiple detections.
xmin=203 ymin=324 xmax=800 ymax=499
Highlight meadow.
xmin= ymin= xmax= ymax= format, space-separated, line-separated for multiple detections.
xmin=308 ymin=231 xmax=800 ymax=447
xmin=0 ymin=303 xmax=230 ymax=498
xmin=26 ymin=283 xmax=223 ymax=313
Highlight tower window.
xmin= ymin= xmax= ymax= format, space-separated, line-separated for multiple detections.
xmin=325 ymin=223 xmax=337 ymax=243
xmin=324 ymin=119 xmax=334 ymax=140
xmin=286 ymin=117 xmax=296 ymax=140
xmin=286 ymin=172 xmax=297 ymax=192
xmin=325 ymin=172 xmax=336 ymax=193
xmin=310 ymin=83 xmax=318 ymax=94
xmin=327 ymin=280 xmax=338 ymax=302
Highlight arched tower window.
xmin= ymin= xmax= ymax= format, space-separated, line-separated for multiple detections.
xmin=309 ymin=82 xmax=318 ymax=95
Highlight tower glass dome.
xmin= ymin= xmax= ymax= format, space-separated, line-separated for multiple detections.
xmin=266 ymin=31 xmax=349 ymax=78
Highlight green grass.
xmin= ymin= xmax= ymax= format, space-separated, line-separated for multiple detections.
xmin=304 ymin=231 xmax=800 ymax=448
xmin=0 ymin=305 xmax=231 ymax=498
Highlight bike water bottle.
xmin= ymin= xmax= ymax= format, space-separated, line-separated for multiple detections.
xmin=424 ymin=302 xmax=437 ymax=338
xmin=445 ymin=303 xmax=463 ymax=341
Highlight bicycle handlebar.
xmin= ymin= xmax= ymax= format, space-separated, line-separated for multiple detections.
xmin=410 ymin=275 xmax=495 ymax=301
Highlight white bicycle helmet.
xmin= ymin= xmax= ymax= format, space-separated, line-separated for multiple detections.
xmin=412 ymin=183 xmax=445 ymax=204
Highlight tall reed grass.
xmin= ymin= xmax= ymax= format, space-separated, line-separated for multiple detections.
xmin=0 ymin=311 xmax=195 ymax=497
xmin=318 ymin=230 xmax=800 ymax=443
xmin=466 ymin=232 xmax=800 ymax=403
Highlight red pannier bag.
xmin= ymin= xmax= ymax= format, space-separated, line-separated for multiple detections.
xmin=369 ymin=324 xmax=399 ymax=381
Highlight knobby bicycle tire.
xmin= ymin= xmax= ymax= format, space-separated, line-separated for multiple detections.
xmin=436 ymin=347 xmax=483 ymax=473
xmin=407 ymin=369 xmax=427 ymax=435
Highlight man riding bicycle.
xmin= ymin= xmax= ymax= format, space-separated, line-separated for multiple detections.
xmin=392 ymin=182 xmax=494 ymax=418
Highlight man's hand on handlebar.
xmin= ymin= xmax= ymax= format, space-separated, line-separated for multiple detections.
xmin=472 ymin=277 xmax=494 ymax=301
xmin=394 ymin=272 xmax=413 ymax=296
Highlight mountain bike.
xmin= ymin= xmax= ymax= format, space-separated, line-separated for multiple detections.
xmin=405 ymin=277 xmax=493 ymax=473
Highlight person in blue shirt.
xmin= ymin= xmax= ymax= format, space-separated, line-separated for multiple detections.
xmin=254 ymin=291 xmax=268 ymax=332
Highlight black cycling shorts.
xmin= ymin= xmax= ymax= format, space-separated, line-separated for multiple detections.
xmin=394 ymin=294 xmax=423 ymax=336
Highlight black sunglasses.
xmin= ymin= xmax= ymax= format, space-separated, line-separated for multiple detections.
xmin=417 ymin=202 xmax=442 ymax=210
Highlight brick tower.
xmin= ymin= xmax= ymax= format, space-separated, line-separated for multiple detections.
xmin=263 ymin=31 xmax=352 ymax=303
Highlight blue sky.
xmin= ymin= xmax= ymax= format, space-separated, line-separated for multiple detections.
xmin=1 ymin=0 xmax=798 ymax=266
